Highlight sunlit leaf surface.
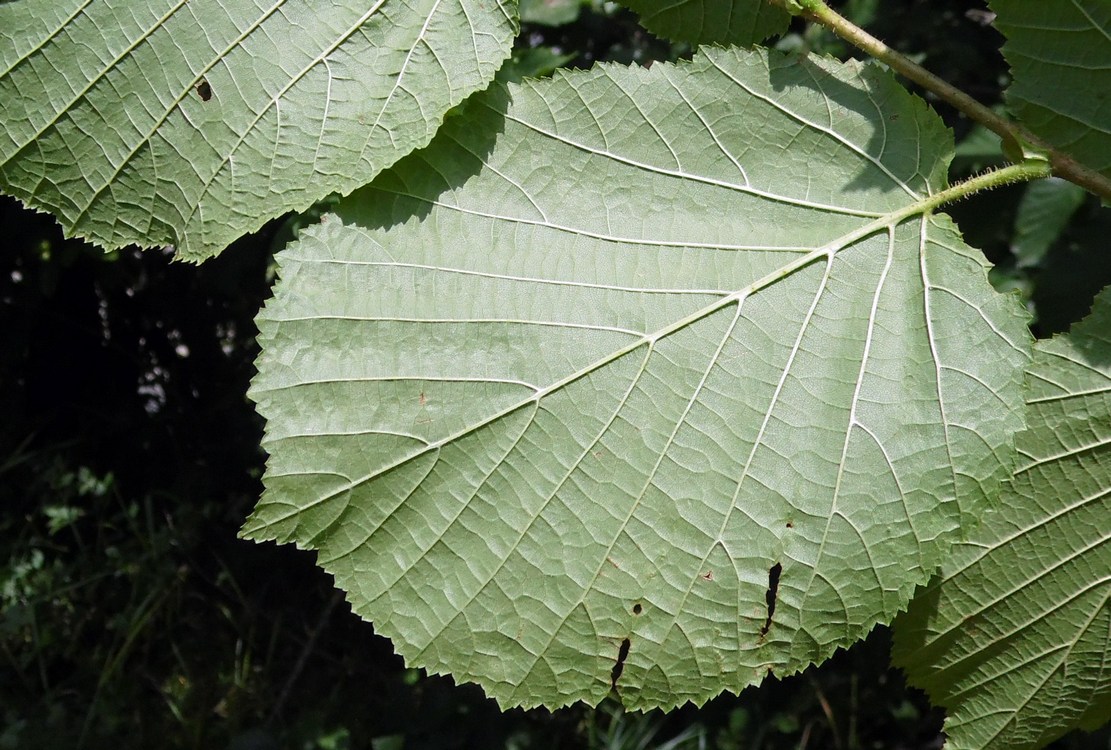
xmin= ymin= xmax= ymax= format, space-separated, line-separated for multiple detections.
xmin=896 ymin=287 xmax=1111 ymax=750
xmin=244 ymin=48 xmax=1029 ymax=709
xmin=0 ymin=0 xmax=517 ymax=260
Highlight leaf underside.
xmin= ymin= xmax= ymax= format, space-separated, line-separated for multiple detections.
xmin=243 ymin=48 xmax=1030 ymax=710
xmin=992 ymin=0 xmax=1111 ymax=180
xmin=619 ymin=0 xmax=790 ymax=46
xmin=895 ymin=288 xmax=1111 ymax=750
xmin=0 ymin=0 xmax=517 ymax=261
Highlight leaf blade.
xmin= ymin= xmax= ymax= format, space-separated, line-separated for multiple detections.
xmin=619 ymin=0 xmax=789 ymax=46
xmin=244 ymin=48 xmax=1030 ymax=709
xmin=895 ymin=287 xmax=1111 ymax=750
xmin=992 ymin=0 xmax=1111 ymax=181
xmin=0 ymin=0 xmax=518 ymax=260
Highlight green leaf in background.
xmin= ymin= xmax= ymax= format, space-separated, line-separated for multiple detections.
xmin=496 ymin=47 xmax=578 ymax=84
xmin=894 ymin=287 xmax=1111 ymax=750
xmin=952 ymin=124 xmax=1005 ymax=175
xmin=991 ymin=0 xmax=1111 ymax=181
xmin=519 ymin=0 xmax=581 ymax=27
xmin=619 ymin=0 xmax=789 ymax=46
xmin=0 ymin=0 xmax=518 ymax=261
xmin=1032 ymin=204 xmax=1111 ymax=335
xmin=242 ymin=48 xmax=1030 ymax=710
xmin=1012 ymin=177 xmax=1087 ymax=268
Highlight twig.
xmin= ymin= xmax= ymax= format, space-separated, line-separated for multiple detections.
xmin=768 ymin=0 xmax=1111 ymax=202
xmin=267 ymin=589 xmax=344 ymax=726
xmin=808 ymin=675 xmax=843 ymax=750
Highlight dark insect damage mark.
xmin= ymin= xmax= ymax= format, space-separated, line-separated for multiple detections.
xmin=760 ymin=562 xmax=782 ymax=636
xmin=610 ymin=638 xmax=630 ymax=688
xmin=196 ymin=79 xmax=212 ymax=101
xmin=632 ymin=603 xmax=642 ymax=615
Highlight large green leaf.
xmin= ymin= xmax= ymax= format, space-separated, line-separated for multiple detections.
xmin=895 ymin=288 xmax=1111 ymax=750
xmin=619 ymin=0 xmax=789 ymax=46
xmin=991 ymin=0 xmax=1111 ymax=180
xmin=0 ymin=0 xmax=517 ymax=261
xmin=242 ymin=48 xmax=1030 ymax=709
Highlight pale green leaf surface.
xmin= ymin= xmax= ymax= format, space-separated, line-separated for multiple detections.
xmin=0 ymin=0 xmax=517 ymax=261
xmin=243 ymin=48 xmax=1030 ymax=709
xmin=619 ymin=0 xmax=789 ymax=46
xmin=992 ymin=0 xmax=1111 ymax=180
xmin=895 ymin=287 xmax=1111 ymax=750
xmin=519 ymin=0 xmax=581 ymax=27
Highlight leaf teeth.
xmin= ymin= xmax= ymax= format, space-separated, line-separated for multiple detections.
xmin=247 ymin=46 xmax=1030 ymax=709
xmin=620 ymin=0 xmax=791 ymax=47
xmin=992 ymin=0 xmax=1111 ymax=184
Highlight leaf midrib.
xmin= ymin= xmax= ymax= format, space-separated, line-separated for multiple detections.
xmin=250 ymin=189 xmax=948 ymax=535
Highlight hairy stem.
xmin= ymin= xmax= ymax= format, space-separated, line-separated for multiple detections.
xmin=922 ymin=161 xmax=1052 ymax=212
xmin=769 ymin=0 xmax=1111 ymax=202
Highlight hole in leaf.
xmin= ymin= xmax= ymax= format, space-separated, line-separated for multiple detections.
xmin=632 ymin=603 xmax=642 ymax=615
xmin=196 ymin=79 xmax=212 ymax=102
xmin=760 ymin=562 xmax=782 ymax=636
xmin=610 ymin=638 xmax=630 ymax=688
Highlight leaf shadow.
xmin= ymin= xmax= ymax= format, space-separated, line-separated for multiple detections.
xmin=331 ymin=85 xmax=510 ymax=233
xmin=767 ymin=52 xmax=945 ymax=198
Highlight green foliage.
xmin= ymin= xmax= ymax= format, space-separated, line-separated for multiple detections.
xmin=895 ymin=286 xmax=1111 ymax=750
xmin=2 ymin=0 xmax=1110 ymax=748
xmin=1012 ymin=178 xmax=1087 ymax=269
xmin=992 ymin=0 xmax=1111 ymax=181
xmin=619 ymin=0 xmax=789 ymax=45
xmin=0 ymin=0 xmax=518 ymax=261
xmin=520 ymin=0 xmax=582 ymax=27
xmin=243 ymin=47 xmax=1030 ymax=710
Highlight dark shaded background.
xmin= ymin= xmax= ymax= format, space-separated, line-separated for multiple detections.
xmin=3 ymin=1 xmax=1110 ymax=748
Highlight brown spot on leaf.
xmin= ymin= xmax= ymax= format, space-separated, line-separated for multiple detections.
xmin=632 ymin=603 xmax=642 ymax=615
xmin=195 ymin=79 xmax=212 ymax=102
xmin=701 ymin=570 xmax=714 ymax=581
